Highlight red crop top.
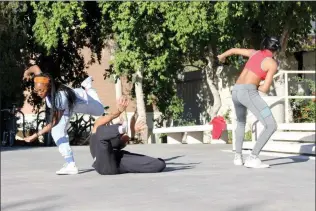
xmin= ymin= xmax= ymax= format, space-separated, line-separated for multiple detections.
xmin=244 ymin=50 xmax=273 ymax=80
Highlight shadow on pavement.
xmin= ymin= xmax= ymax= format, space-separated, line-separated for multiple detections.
xmin=78 ymin=168 xmax=95 ymax=174
xmin=162 ymin=155 xmax=201 ymax=172
xmin=163 ymin=166 xmax=195 ymax=172
xmin=262 ymin=155 xmax=312 ymax=166
xmin=0 ymin=146 xmax=45 ymax=152
xmin=225 ymin=202 xmax=264 ymax=211
xmin=163 ymin=155 xmax=185 ymax=161
xmin=1 ymin=195 xmax=61 ymax=211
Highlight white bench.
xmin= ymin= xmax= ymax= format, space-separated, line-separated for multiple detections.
xmin=243 ymin=123 xmax=315 ymax=155
xmin=153 ymin=124 xmax=233 ymax=144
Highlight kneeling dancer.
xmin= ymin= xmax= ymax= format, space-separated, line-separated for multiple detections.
xmin=89 ymin=96 xmax=166 ymax=175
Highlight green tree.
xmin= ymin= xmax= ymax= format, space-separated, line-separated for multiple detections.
xmin=223 ymin=2 xmax=316 ymax=68
xmin=0 ymin=2 xmax=30 ymax=108
xmin=0 ymin=2 xmax=32 ymax=143
xmin=98 ymin=2 xmax=189 ymax=141
xmin=171 ymin=1 xmax=316 ymax=122
xmin=23 ymin=2 xmax=112 ymax=110
xmin=24 ymin=1 xmax=315 ymax=134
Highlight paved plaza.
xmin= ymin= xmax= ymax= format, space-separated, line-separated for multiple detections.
xmin=1 ymin=144 xmax=315 ymax=211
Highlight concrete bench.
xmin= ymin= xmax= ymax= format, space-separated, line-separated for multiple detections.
xmin=243 ymin=123 xmax=315 ymax=155
xmin=153 ymin=124 xmax=233 ymax=144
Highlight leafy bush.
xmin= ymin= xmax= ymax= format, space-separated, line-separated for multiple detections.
xmin=290 ymin=77 xmax=316 ymax=123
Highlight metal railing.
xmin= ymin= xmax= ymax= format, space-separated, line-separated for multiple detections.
xmin=271 ymin=70 xmax=315 ymax=123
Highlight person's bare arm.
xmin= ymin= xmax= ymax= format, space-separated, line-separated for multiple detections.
xmin=23 ymin=65 xmax=42 ymax=80
xmin=92 ymin=110 xmax=123 ymax=134
xmin=24 ymin=110 xmax=63 ymax=142
xmin=218 ymin=48 xmax=255 ymax=62
xmin=39 ymin=110 xmax=63 ymax=135
xmin=258 ymin=59 xmax=278 ymax=93
xmin=92 ymin=96 xmax=129 ymax=133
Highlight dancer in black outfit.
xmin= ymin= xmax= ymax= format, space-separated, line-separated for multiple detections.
xmin=89 ymin=96 xmax=166 ymax=175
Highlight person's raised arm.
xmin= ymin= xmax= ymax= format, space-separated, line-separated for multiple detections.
xmin=217 ymin=48 xmax=255 ymax=63
xmin=92 ymin=96 xmax=129 ymax=133
xmin=23 ymin=65 xmax=42 ymax=81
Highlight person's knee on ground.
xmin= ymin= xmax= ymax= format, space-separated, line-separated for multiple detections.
xmin=115 ymin=134 xmax=128 ymax=149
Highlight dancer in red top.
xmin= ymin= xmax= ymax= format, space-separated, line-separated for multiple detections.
xmin=218 ymin=36 xmax=281 ymax=168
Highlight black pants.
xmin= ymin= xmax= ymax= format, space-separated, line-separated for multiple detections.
xmin=89 ymin=124 xmax=166 ymax=175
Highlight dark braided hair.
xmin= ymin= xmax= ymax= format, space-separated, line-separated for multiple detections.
xmin=34 ymin=73 xmax=77 ymax=124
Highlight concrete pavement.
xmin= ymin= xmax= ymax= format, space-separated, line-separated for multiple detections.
xmin=1 ymin=144 xmax=315 ymax=211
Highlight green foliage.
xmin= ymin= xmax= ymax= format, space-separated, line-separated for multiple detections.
xmin=22 ymin=2 xmax=109 ymax=110
xmin=1 ymin=1 xmax=315 ymax=121
xmin=77 ymin=2 xmax=316 ymax=123
xmin=173 ymin=111 xmax=196 ymax=127
xmin=301 ymin=34 xmax=316 ymax=51
xmin=223 ymin=108 xmax=232 ymax=124
xmin=98 ymin=2 xmax=190 ymax=121
xmin=244 ymin=130 xmax=252 ymax=141
xmin=30 ymin=1 xmax=105 ymax=77
xmin=31 ymin=2 xmax=86 ymax=51
xmin=290 ymin=77 xmax=316 ymax=123
xmin=0 ymin=2 xmax=30 ymax=108
xmin=291 ymin=98 xmax=315 ymax=123
xmin=227 ymin=130 xmax=252 ymax=144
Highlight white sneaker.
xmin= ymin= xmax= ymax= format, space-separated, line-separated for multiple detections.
xmin=234 ymin=153 xmax=244 ymax=166
xmin=81 ymin=76 xmax=93 ymax=90
xmin=56 ymin=162 xmax=79 ymax=175
xmin=244 ymin=155 xmax=270 ymax=168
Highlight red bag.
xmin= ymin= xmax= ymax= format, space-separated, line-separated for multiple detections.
xmin=209 ymin=116 xmax=227 ymax=139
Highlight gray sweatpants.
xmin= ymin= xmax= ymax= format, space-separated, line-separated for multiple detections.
xmin=232 ymin=84 xmax=277 ymax=156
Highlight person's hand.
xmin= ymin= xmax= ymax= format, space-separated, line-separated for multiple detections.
xmin=217 ymin=54 xmax=226 ymax=63
xmin=23 ymin=134 xmax=38 ymax=143
xmin=117 ymin=95 xmax=129 ymax=112
xmin=134 ymin=119 xmax=147 ymax=133
xmin=23 ymin=71 xmax=32 ymax=81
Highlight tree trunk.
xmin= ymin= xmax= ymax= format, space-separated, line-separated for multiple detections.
xmin=278 ymin=20 xmax=292 ymax=70
xmin=129 ymin=109 xmax=137 ymax=140
xmin=134 ymin=68 xmax=148 ymax=143
xmin=276 ymin=8 xmax=295 ymax=123
xmin=204 ymin=53 xmax=222 ymax=122
xmin=205 ymin=71 xmax=221 ymax=119
xmin=278 ymin=2 xmax=297 ymax=70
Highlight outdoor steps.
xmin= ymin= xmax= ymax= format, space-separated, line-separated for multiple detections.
xmin=243 ymin=142 xmax=315 ymax=155
xmin=247 ymin=123 xmax=315 ymax=155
